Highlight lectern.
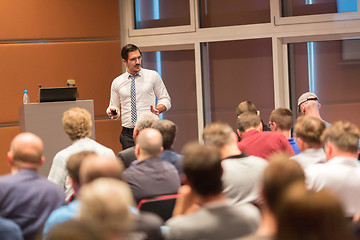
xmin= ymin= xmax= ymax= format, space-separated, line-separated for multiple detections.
xmin=19 ymin=100 xmax=95 ymax=177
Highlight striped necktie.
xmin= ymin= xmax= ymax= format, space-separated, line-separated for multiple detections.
xmin=130 ymin=75 xmax=137 ymax=124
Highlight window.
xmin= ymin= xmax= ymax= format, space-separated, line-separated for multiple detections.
xmin=142 ymin=50 xmax=198 ymax=151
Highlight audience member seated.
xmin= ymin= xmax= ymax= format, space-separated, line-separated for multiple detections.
xmin=0 ymin=133 xmax=64 ymax=240
xmin=48 ymin=107 xmax=115 ymax=202
xmin=45 ymin=219 xmax=101 ymax=240
xmin=80 ymin=154 xmax=165 ymax=240
xmin=269 ymin=108 xmax=300 ymax=154
xmin=291 ymin=116 xmax=326 ymax=169
xmin=43 ymin=151 xmax=97 ymax=237
xmin=237 ymin=153 xmax=305 ymax=240
xmin=165 ymin=143 xmax=260 ymax=240
xmin=79 ymin=178 xmax=135 ymax=240
xmin=123 ymin=128 xmax=180 ymax=203
xmin=237 ymin=112 xmax=294 ymax=159
xmin=203 ymin=122 xmax=268 ymax=205
xmin=0 ymin=217 xmax=23 ymax=240
xmin=118 ymin=113 xmax=159 ymax=168
xmin=306 ymin=121 xmax=360 ymax=217
xmin=275 ymin=182 xmax=353 ymax=240
xmin=152 ymin=119 xmax=183 ymax=175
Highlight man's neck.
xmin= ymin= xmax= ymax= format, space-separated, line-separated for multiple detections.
xmin=11 ymin=165 xmax=37 ymax=174
xmin=245 ymin=127 xmax=259 ymax=133
xmin=220 ymin=144 xmax=242 ymax=159
xmin=330 ymin=152 xmax=359 ymax=160
xmin=137 ymin=154 xmax=158 ymax=162
xmin=127 ymin=69 xmax=140 ymax=76
xmin=198 ymin=194 xmax=227 ymax=206
xmin=305 ymin=110 xmax=323 ymax=121
xmin=280 ymin=129 xmax=291 ymax=139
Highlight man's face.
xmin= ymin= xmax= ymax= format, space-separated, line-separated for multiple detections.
xmin=123 ymin=50 xmax=142 ymax=75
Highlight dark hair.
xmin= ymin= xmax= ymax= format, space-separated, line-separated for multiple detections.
xmin=236 ymin=112 xmax=261 ymax=132
xmin=67 ymin=151 xmax=97 ymax=185
xmin=270 ymin=108 xmax=293 ymax=131
xmin=121 ymin=44 xmax=141 ymax=61
xmin=182 ymin=142 xmax=223 ymax=197
xmin=263 ymin=153 xmax=305 ymax=213
xmin=235 ymin=101 xmax=258 ymax=116
xmin=276 ymin=183 xmax=353 ymax=240
xmin=151 ymin=119 xmax=177 ymax=150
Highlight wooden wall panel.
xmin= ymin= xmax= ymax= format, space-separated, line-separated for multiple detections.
xmin=0 ymin=127 xmax=20 ymax=175
xmin=0 ymin=0 xmax=120 ymax=40
xmin=94 ymin=119 xmax=123 ymax=154
xmin=0 ymin=41 xmax=122 ymax=123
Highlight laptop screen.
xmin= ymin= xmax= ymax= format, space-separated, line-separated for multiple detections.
xmin=40 ymin=87 xmax=77 ymax=103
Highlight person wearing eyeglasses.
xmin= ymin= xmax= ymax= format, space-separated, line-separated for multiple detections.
xmin=268 ymin=108 xmax=300 ymax=155
xmin=106 ymin=44 xmax=171 ymax=150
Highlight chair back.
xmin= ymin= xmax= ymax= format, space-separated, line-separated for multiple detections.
xmin=137 ymin=194 xmax=178 ymax=222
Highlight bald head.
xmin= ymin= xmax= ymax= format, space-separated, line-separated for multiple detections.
xmin=79 ymin=155 xmax=124 ymax=185
xmin=136 ymin=128 xmax=163 ymax=158
xmin=8 ymin=132 xmax=44 ymax=167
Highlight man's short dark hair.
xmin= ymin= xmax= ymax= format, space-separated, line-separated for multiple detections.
xmin=151 ymin=119 xmax=177 ymax=150
xmin=270 ymin=108 xmax=293 ymax=131
xmin=182 ymin=142 xmax=223 ymax=197
xmin=237 ymin=112 xmax=261 ymax=133
xmin=121 ymin=44 xmax=141 ymax=61
xmin=67 ymin=151 xmax=97 ymax=186
xmin=263 ymin=153 xmax=305 ymax=214
xmin=235 ymin=101 xmax=258 ymax=116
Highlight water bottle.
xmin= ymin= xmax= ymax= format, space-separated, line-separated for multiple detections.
xmin=23 ymin=90 xmax=30 ymax=104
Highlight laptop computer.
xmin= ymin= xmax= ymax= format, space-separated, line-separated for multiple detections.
xmin=40 ymin=87 xmax=77 ymax=103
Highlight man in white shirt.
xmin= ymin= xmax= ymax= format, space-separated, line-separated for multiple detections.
xmin=203 ymin=122 xmax=268 ymax=205
xmin=291 ymin=115 xmax=326 ymax=169
xmin=107 ymin=44 xmax=171 ymax=150
xmin=165 ymin=143 xmax=260 ymax=240
xmin=305 ymin=121 xmax=360 ymax=217
xmin=48 ymin=107 xmax=115 ymax=202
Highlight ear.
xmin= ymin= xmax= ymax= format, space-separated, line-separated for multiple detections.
xmin=7 ymin=152 xmax=13 ymax=166
xmin=272 ymin=122 xmax=278 ymax=131
xmin=257 ymin=122 xmax=263 ymax=132
xmin=324 ymin=141 xmax=333 ymax=161
xmin=257 ymin=110 xmax=260 ymax=116
xmin=135 ymin=144 xmax=140 ymax=158
xmin=180 ymin=174 xmax=187 ymax=185
xmin=296 ymin=137 xmax=304 ymax=151
xmin=160 ymin=146 xmax=164 ymax=153
xmin=133 ymin=128 xmax=139 ymax=139
xmin=300 ymin=104 xmax=305 ymax=114
xmin=318 ymin=103 xmax=321 ymax=110
xmin=122 ymin=59 xmax=127 ymax=65
xmin=39 ymin=156 xmax=45 ymax=166
xmin=236 ymin=129 xmax=242 ymax=138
